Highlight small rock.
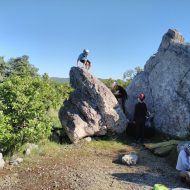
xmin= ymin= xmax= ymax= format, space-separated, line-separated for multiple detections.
xmin=16 ymin=157 xmax=23 ymax=164
xmin=9 ymin=157 xmax=24 ymax=166
xmin=84 ymin=137 xmax=92 ymax=142
xmin=9 ymin=160 xmax=18 ymax=166
xmin=24 ymin=143 xmax=39 ymax=156
xmin=0 ymin=153 xmax=5 ymax=169
xmin=26 ymin=143 xmax=38 ymax=150
xmin=25 ymin=148 xmax=31 ymax=156
xmin=121 ymin=153 xmax=138 ymax=165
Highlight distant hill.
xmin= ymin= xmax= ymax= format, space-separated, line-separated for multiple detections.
xmin=50 ymin=77 xmax=124 ymax=84
xmin=50 ymin=77 xmax=69 ymax=83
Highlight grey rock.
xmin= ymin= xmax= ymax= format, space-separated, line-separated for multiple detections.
xmin=59 ymin=67 xmax=128 ymax=143
xmin=0 ymin=153 xmax=5 ymax=169
xmin=26 ymin=143 xmax=38 ymax=150
xmin=24 ymin=143 xmax=39 ymax=156
xmin=25 ymin=148 xmax=31 ymax=156
xmin=84 ymin=137 xmax=92 ymax=142
xmin=9 ymin=156 xmax=23 ymax=166
xmin=121 ymin=153 xmax=138 ymax=165
xmin=16 ymin=157 xmax=23 ymax=164
xmin=9 ymin=160 xmax=19 ymax=166
xmin=126 ymin=29 xmax=190 ymax=138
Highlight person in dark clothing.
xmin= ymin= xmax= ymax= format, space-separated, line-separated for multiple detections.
xmin=133 ymin=93 xmax=147 ymax=143
xmin=111 ymin=82 xmax=128 ymax=114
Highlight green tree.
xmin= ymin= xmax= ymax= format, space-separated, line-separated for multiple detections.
xmin=0 ymin=57 xmax=8 ymax=81
xmin=7 ymin=55 xmax=39 ymax=77
xmin=101 ymin=78 xmax=130 ymax=89
xmin=0 ymin=72 xmax=72 ymax=153
xmin=0 ymin=54 xmax=73 ymax=153
xmin=123 ymin=66 xmax=143 ymax=81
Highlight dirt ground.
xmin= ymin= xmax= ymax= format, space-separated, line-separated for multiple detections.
xmin=0 ymin=139 xmax=189 ymax=190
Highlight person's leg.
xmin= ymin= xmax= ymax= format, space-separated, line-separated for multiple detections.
xmin=87 ymin=60 xmax=91 ymax=70
xmin=84 ymin=60 xmax=88 ymax=69
xmin=135 ymin=121 xmax=140 ymax=142
xmin=140 ymin=120 xmax=145 ymax=143
xmin=80 ymin=60 xmax=85 ymax=68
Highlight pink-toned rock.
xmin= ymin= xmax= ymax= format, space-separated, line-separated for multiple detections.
xmin=59 ymin=67 xmax=128 ymax=143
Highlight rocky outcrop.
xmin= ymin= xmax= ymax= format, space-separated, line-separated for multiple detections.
xmin=59 ymin=67 xmax=127 ymax=143
xmin=126 ymin=29 xmax=190 ymax=138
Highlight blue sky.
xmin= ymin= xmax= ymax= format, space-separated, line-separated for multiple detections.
xmin=0 ymin=0 xmax=190 ymax=79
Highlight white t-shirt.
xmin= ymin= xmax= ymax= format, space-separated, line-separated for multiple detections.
xmin=176 ymin=149 xmax=190 ymax=171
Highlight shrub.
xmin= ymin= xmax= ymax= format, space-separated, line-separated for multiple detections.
xmin=0 ymin=74 xmax=72 ymax=153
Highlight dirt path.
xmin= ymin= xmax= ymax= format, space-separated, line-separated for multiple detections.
xmin=0 ymin=140 xmax=188 ymax=190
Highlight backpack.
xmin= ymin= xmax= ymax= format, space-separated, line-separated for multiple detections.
xmin=153 ymin=184 xmax=169 ymax=190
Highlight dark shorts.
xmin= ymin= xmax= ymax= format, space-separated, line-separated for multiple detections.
xmin=80 ymin=59 xmax=91 ymax=65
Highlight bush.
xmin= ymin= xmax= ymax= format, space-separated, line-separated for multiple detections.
xmin=0 ymin=74 xmax=72 ymax=153
xmin=0 ymin=111 xmax=16 ymax=153
xmin=101 ymin=78 xmax=130 ymax=89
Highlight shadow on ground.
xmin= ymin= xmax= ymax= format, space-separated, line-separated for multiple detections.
xmin=112 ymin=173 xmax=186 ymax=188
xmin=112 ymin=172 xmax=189 ymax=189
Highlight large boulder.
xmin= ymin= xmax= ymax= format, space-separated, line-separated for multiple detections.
xmin=59 ymin=67 xmax=127 ymax=143
xmin=126 ymin=29 xmax=190 ymax=138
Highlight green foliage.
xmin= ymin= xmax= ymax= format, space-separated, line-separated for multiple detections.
xmin=0 ymin=55 xmax=72 ymax=154
xmin=50 ymin=77 xmax=70 ymax=83
xmin=0 ymin=111 xmax=16 ymax=153
xmin=90 ymin=139 xmax=126 ymax=151
xmin=123 ymin=66 xmax=144 ymax=81
xmin=0 ymin=57 xmax=8 ymax=81
xmin=101 ymin=78 xmax=130 ymax=89
xmin=6 ymin=55 xmax=39 ymax=77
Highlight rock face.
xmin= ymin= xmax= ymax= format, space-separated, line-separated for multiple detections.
xmin=59 ymin=67 xmax=127 ymax=143
xmin=126 ymin=29 xmax=190 ymax=138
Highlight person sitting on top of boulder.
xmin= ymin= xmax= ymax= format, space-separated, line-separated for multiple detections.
xmin=176 ymin=144 xmax=190 ymax=184
xmin=111 ymin=81 xmax=128 ymax=114
xmin=77 ymin=49 xmax=91 ymax=70
xmin=133 ymin=93 xmax=147 ymax=144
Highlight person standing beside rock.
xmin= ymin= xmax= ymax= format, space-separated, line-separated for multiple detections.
xmin=77 ymin=49 xmax=91 ymax=70
xmin=176 ymin=144 xmax=190 ymax=185
xmin=133 ymin=93 xmax=147 ymax=143
xmin=111 ymin=81 xmax=128 ymax=114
